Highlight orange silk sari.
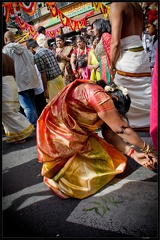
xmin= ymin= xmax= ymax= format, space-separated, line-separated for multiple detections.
xmin=36 ymin=79 xmax=127 ymax=199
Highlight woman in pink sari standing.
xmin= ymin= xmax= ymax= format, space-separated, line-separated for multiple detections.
xmin=92 ymin=19 xmax=113 ymax=83
xmin=70 ymin=36 xmax=91 ymax=80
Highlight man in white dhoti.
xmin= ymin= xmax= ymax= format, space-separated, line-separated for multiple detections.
xmin=109 ymin=2 xmax=152 ymax=129
xmin=2 ymin=53 xmax=34 ymax=143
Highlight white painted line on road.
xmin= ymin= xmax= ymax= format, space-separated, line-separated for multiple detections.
xmin=2 ymin=146 xmax=38 ymax=169
xmin=2 ymin=182 xmax=53 ymax=211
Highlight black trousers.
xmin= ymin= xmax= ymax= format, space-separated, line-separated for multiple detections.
xmin=35 ymin=92 xmax=47 ymax=117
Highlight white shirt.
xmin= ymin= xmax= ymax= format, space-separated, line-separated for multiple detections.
xmin=36 ymin=33 xmax=47 ymax=47
xmin=34 ymin=65 xmax=44 ymax=95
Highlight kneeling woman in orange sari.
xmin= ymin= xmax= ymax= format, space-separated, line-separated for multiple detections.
xmin=36 ymin=79 xmax=157 ymax=199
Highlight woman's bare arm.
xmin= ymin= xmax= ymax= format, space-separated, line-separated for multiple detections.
xmin=98 ymin=109 xmax=157 ymax=170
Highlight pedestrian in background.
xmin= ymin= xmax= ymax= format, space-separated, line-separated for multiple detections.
xmin=109 ymin=2 xmax=152 ymax=130
xmin=146 ymin=8 xmax=158 ymax=73
xmin=2 ymin=53 xmax=34 ymax=143
xmin=36 ymin=26 xmax=48 ymax=48
xmin=26 ymin=38 xmax=64 ymax=102
xmin=87 ymin=35 xmax=100 ymax=81
xmin=70 ymin=36 xmax=91 ymax=79
xmin=26 ymin=42 xmax=47 ymax=116
xmin=92 ymin=18 xmax=112 ymax=83
xmin=3 ymin=31 xmax=40 ymax=128
xmin=55 ymin=35 xmax=75 ymax=85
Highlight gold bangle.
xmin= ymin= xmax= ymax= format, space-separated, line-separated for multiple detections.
xmin=141 ymin=142 xmax=153 ymax=154
xmin=141 ymin=141 xmax=147 ymax=151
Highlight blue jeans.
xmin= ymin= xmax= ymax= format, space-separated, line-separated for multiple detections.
xmin=18 ymin=89 xmax=38 ymax=127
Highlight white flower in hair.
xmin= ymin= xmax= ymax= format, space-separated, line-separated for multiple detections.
xmin=104 ymin=85 xmax=114 ymax=92
xmin=117 ymin=86 xmax=123 ymax=91
xmin=122 ymin=88 xmax=128 ymax=96
xmin=117 ymin=85 xmax=128 ymax=96
xmin=104 ymin=84 xmax=128 ymax=96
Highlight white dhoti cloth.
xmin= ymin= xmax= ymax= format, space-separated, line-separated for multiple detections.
xmin=114 ymin=35 xmax=151 ymax=128
xmin=2 ymin=76 xmax=34 ymax=142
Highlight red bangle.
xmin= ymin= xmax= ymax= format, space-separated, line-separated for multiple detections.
xmin=128 ymin=148 xmax=135 ymax=157
xmin=73 ymin=70 xmax=77 ymax=74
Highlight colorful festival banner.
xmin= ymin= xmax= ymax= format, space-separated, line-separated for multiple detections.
xmin=2 ymin=2 xmax=110 ymax=38
xmin=14 ymin=15 xmax=62 ymax=38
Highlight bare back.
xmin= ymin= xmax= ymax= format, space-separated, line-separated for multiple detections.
xmin=109 ymin=2 xmax=144 ymax=69
xmin=110 ymin=2 xmax=143 ymax=39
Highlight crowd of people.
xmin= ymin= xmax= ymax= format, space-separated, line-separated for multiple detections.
xmin=2 ymin=2 xmax=158 ymax=199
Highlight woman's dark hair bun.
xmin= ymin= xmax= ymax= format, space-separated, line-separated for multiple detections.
xmin=96 ymin=80 xmax=131 ymax=122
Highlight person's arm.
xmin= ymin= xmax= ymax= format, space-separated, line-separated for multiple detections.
xmin=2 ymin=53 xmax=15 ymax=77
xmin=98 ymin=109 xmax=157 ymax=170
xmin=61 ymin=48 xmax=72 ymax=62
xmin=40 ymin=71 xmax=49 ymax=99
xmin=34 ymin=54 xmax=49 ymax=99
xmin=70 ymin=52 xmax=79 ymax=78
xmin=70 ymin=52 xmax=77 ymax=71
xmin=109 ymin=3 xmax=122 ymax=69
xmin=99 ymin=109 xmax=143 ymax=147
xmin=87 ymin=51 xmax=99 ymax=70
xmin=61 ymin=55 xmax=70 ymax=62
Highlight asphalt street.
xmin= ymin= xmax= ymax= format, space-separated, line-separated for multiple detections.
xmin=2 ymin=130 xmax=158 ymax=238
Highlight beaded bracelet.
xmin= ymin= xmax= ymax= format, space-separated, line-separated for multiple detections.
xmin=128 ymin=148 xmax=135 ymax=157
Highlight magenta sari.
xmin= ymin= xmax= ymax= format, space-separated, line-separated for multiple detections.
xmin=150 ymin=49 xmax=158 ymax=152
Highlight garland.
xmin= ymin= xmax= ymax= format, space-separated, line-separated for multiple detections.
xmin=92 ymin=2 xmax=110 ymax=18
xmin=14 ymin=15 xmax=62 ymax=38
xmin=2 ymin=2 xmax=37 ymax=21
xmin=48 ymin=3 xmax=94 ymax=31
xmin=19 ymin=2 xmax=37 ymax=16
xmin=18 ymin=2 xmax=35 ymax=12
xmin=2 ymin=2 xmax=108 ymax=24
xmin=2 ymin=2 xmax=110 ymax=35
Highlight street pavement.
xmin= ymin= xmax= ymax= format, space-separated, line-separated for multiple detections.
xmin=2 ymin=129 xmax=158 ymax=238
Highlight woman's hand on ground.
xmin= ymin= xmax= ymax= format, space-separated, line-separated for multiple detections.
xmin=131 ymin=150 xmax=158 ymax=171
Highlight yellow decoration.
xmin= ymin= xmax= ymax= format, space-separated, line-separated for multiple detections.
xmin=93 ymin=2 xmax=110 ymax=18
xmin=18 ymin=32 xmax=30 ymax=43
